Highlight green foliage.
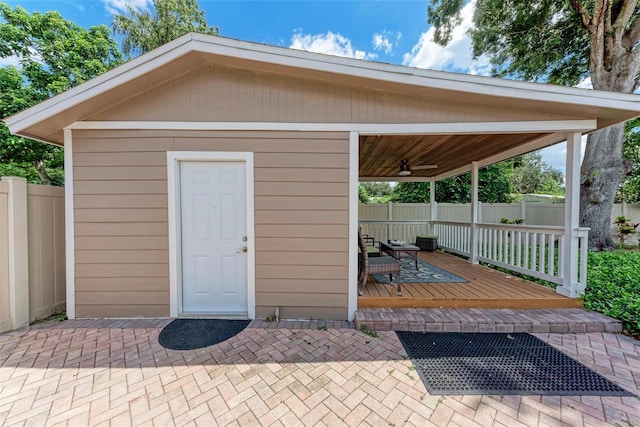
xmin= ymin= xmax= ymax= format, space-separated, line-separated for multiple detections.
xmin=428 ymin=0 xmax=589 ymax=85
xmin=585 ymin=251 xmax=640 ymax=334
xmin=511 ymin=152 xmax=564 ymax=196
xmin=618 ymin=118 xmax=640 ymax=202
xmin=359 ymin=324 xmax=379 ymax=338
xmin=360 ymin=182 xmax=393 ymax=203
xmin=0 ymin=3 xmax=123 ymax=185
xmin=361 ymin=182 xmax=393 ymax=197
xmin=358 ymin=185 xmax=370 ymax=203
xmin=613 ymin=216 xmax=638 ymax=246
xmin=113 ymin=0 xmax=219 ymax=57
xmin=391 ymin=164 xmax=514 ymax=203
xmin=391 ymin=182 xmax=430 ymax=203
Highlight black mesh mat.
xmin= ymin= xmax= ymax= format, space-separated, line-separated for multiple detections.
xmin=396 ymin=332 xmax=632 ymax=396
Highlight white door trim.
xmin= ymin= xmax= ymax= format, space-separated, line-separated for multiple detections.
xmin=167 ymin=151 xmax=255 ymax=319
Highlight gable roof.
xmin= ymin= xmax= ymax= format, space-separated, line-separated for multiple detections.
xmin=4 ymin=32 xmax=640 ymax=146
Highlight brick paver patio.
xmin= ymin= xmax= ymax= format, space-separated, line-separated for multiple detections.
xmin=0 ymin=320 xmax=638 ymax=426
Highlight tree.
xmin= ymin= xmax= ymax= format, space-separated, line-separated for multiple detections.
xmin=358 ymin=185 xmax=370 ymax=203
xmin=360 ymin=182 xmax=393 ymax=202
xmin=511 ymin=152 xmax=564 ymax=195
xmin=0 ymin=3 xmax=123 ymax=184
xmin=427 ymin=0 xmax=640 ymax=249
xmin=391 ymin=164 xmax=514 ymax=203
xmin=113 ymin=0 xmax=219 ymax=57
xmin=617 ymin=118 xmax=640 ymax=201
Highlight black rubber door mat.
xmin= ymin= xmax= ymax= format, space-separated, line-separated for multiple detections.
xmin=396 ymin=332 xmax=632 ymax=396
xmin=159 ymin=319 xmax=250 ymax=350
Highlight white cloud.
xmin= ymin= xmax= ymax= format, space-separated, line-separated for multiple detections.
xmin=290 ymin=31 xmax=377 ymax=60
xmin=402 ymin=0 xmax=490 ymax=75
xmin=372 ymin=30 xmax=401 ymax=55
xmin=101 ymin=0 xmax=152 ymax=15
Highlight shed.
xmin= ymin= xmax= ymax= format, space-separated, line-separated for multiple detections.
xmin=5 ymin=33 xmax=640 ymax=321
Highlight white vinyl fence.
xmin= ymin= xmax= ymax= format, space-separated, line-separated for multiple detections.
xmin=360 ymin=201 xmax=639 ymax=245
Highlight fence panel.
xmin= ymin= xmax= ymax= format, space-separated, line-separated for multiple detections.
xmin=525 ymin=204 xmax=564 ymax=226
xmin=437 ymin=203 xmax=470 ymax=223
xmin=27 ymin=184 xmax=66 ymax=322
xmin=391 ymin=204 xmax=430 ymax=220
xmin=358 ymin=204 xmax=389 ymax=220
xmin=0 ymin=182 xmax=11 ymax=333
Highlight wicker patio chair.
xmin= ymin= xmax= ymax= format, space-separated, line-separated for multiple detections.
xmin=358 ymin=230 xmax=402 ymax=296
xmin=358 ymin=227 xmax=381 ymax=257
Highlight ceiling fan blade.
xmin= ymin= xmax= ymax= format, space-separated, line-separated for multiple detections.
xmin=412 ymin=165 xmax=438 ymax=170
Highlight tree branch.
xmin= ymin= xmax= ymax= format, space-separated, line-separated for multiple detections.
xmin=613 ymin=0 xmax=638 ymax=30
xmin=592 ymin=0 xmax=607 ymax=30
xmin=569 ymin=0 xmax=592 ymax=29
xmin=624 ymin=14 xmax=640 ymax=49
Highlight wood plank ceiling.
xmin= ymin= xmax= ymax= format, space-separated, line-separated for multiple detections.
xmin=359 ymin=133 xmax=548 ymax=178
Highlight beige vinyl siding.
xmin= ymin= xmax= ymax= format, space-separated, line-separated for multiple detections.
xmin=89 ymin=64 xmax=583 ymax=124
xmin=73 ymin=129 xmax=349 ymax=319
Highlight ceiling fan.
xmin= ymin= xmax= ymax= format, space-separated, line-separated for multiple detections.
xmin=398 ymin=159 xmax=437 ymax=176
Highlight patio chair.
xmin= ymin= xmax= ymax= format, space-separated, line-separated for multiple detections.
xmin=358 ymin=230 xmax=402 ymax=296
xmin=358 ymin=227 xmax=381 ymax=257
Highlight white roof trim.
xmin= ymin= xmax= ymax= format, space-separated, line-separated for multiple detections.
xmin=5 ymin=33 xmax=640 ymax=136
xmin=65 ymin=119 xmax=597 ymax=134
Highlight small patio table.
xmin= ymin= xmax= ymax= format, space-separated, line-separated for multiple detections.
xmin=379 ymin=241 xmax=420 ymax=270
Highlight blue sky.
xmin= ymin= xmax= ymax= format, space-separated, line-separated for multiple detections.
xmin=2 ymin=0 xmax=570 ymax=171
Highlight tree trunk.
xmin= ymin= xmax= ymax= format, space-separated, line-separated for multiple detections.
xmin=580 ymin=123 xmax=631 ymax=250
xmin=33 ymin=160 xmax=52 ymax=186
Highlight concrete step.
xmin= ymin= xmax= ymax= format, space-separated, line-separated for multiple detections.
xmin=354 ymin=308 xmax=623 ymax=333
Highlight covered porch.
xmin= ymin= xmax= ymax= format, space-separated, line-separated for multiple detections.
xmin=357 ymin=250 xmax=581 ymax=309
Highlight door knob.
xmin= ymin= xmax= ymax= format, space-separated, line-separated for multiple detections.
xmin=236 ymin=246 xmax=248 ymax=253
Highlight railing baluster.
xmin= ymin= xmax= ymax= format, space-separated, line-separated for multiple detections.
xmin=548 ymin=234 xmax=555 ymax=275
xmin=516 ymin=231 xmax=522 ymax=268
xmin=538 ymin=233 xmax=546 ymax=274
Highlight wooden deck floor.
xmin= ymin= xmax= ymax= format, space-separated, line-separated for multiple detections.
xmin=358 ymin=251 xmax=583 ymax=309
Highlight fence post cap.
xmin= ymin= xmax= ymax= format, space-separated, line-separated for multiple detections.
xmin=1 ymin=176 xmax=27 ymax=182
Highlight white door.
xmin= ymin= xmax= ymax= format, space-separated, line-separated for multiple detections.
xmin=180 ymin=161 xmax=248 ymax=315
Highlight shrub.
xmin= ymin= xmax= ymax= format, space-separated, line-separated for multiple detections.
xmin=585 ymin=251 xmax=640 ymax=334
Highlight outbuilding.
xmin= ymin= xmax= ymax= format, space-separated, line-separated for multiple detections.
xmin=5 ymin=33 xmax=640 ymax=321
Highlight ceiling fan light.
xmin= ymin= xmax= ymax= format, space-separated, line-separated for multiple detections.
xmin=399 ymin=159 xmax=412 ymax=176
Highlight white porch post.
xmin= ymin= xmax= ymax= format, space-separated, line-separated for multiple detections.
xmin=470 ymin=161 xmax=479 ymax=264
xmin=429 ymin=177 xmax=437 ymax=235
xmin=348 ymin=131 xmax=359 ymax=320
xmin=557 ymin=132 xmax=584 ymax=297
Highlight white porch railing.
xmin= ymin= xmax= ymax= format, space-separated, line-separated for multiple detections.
xmin=359 ymin=219 xmax=589 ymax=291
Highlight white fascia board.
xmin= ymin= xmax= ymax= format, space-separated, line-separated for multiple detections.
xmin=4 ymin=34 xmax=197 ymax=134
xmin=65 ymin=119 xmax=597 ymax=134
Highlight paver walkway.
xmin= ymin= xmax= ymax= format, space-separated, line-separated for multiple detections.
xmin=0 ymin=320 xmax=638 ymax=426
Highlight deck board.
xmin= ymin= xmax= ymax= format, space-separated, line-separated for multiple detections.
xmin=358 ymin=251 xmax=582 ymax=309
